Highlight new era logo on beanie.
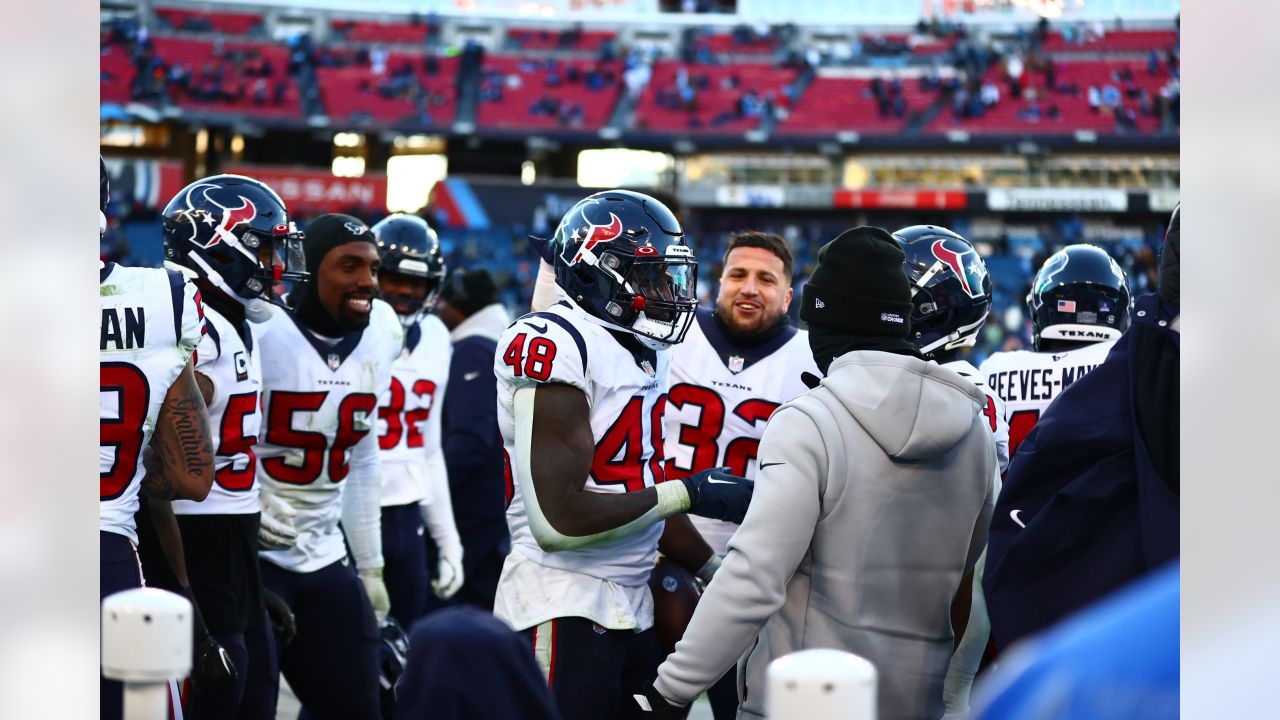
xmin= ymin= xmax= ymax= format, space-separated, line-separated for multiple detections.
xmin=800 ymin=226 xmax=914 ymax=339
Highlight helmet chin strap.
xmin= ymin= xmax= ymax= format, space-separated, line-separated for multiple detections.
xmin=169 ymin=258 xmax=275 ymax=323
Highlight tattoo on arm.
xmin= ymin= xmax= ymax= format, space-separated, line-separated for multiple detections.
xmin=146 ymin=363 xmax=215 ymax=501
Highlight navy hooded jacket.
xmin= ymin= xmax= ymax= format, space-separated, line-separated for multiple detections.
xmin=984 ymin=293 xmax=1179 ymax=648
xmin=396 ymin=606 xmax=561 ymax=720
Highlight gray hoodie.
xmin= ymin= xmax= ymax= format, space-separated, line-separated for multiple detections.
xmin=654 ymin=350 xmax=996 ymax=720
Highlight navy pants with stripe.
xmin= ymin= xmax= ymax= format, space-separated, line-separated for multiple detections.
xmin=520 ymin=618 xmax=661 ymax=720
xmin=381 ymin=503 xmax=429 ymax=627
xmin=259 ymin=559 xmax=380 ymax=720
xmin=101 ymin=531 xmax=145 ymax=720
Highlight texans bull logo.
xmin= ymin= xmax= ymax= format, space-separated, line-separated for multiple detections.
xmin=184 ymin=183 xmax=258 ymax=249
xmin=566 ymin=201 xmax=623 ymax=266
xmin=931 ymin=239 xmax=987 ymax=299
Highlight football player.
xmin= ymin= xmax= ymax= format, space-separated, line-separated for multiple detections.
xmin=894 ymin=224 xmax=1008 ymax=720
xmin=100 ymin=160 xmax=215 ymax=720
xmin=159 ymin=174 xmax=309 ymax=719
xmin=371 ymin=213 xmax=463 ymax=626
xmin=434 ymin=268 xmax=512 ymax=611
xmin=255 ymin=214 xmax=402 ymax=720
xmin=661 ymin=230 xmax=817 ymax=720
xmin=495 ymin=190 xmax=754 ymax=720
xmin=979 ymin=244 xmax=1133 ymax=461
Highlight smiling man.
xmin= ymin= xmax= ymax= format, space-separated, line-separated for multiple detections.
xmin=659 ymin=231 xmax=818 ymax=720
xmin=254 ymin=213 xmax=403 ymax=719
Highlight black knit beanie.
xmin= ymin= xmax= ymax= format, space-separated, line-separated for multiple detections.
xmin=289 ymin=213 xmax=377 ymax=336
xmin=802 ymin=227 xmax=920 ymax=374
xmin=440 ymin=268 xmax=499 ymax=317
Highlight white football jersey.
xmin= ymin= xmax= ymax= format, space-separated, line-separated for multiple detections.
xmin=495 ymin=301 xmax=669 ymax=630
xmin=979 ymin=341 xmax=1115 ymax=459
xmin=99 ymin=263 xmax=204 ymax=544
xmin=256 ymin=300 xmax=402 ymax=572
xmin=665 ymin=309 xmax=817 ymax=555
xmin=943 ymin=359 xmax=1011 ymax=475
xmin=377 ymin=313 xmax=452 ymax=507
xmin=173 ymin=303 xmax=262 ymax=516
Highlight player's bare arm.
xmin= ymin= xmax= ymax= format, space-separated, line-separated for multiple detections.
xmin=145 ymin=498 xmax=191 ymax=587
xmin=658 ymin=515 xmax=715 ymax=575
xmin=193 ymin=369 xmax=215 ymax=406
xmin=531 ymin=383 xmax=666 ymax=536
xmin=142 ymin=361 xmax=214 ymax=501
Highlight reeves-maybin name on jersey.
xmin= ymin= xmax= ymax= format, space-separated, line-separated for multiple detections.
xmin=173 ymin=303 xmax=262 ymax=516
xmin=376 ymin=313 xmax=452 ymax=507
xmin=494 ymin=301 xmax=669 ymax=631
xmin=665 ymin=309 xmax=817 ymax=555
xmin=255 ymin=299 xmax=402 ymax=572
xmin=979 ymin=341 xmax=1115 ymax=458
xmin=100 ymin=263 xmax=204 ymax=544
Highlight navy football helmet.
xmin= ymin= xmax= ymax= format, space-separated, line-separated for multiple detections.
xmin=162 ymin=175 xmax=308 ymax=319
xmin=893 ymin=225 xmax=993 ymax=358
xmin=377 ymin=618 xmax=410 ymax=719
xmin=1027 ymin=244 xmax=1132 ymax=350
xmin=549 ymin=190 xmax=697 ymax=349
xmin=372 ymin=213 xmax=447 ymax=322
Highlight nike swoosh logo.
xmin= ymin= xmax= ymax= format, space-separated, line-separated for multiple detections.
xmin=759 ymin=462 xmax=785 ymax=470
xmin=463 ymin=371 xmax=481 ymax=381
xmin=707 ymin=478 xmax=737 ymax=484
xmin=1011 ymin=509 xmax=1026 ymax=528
xmin=526 ymin=322 xmax=549 ymax=334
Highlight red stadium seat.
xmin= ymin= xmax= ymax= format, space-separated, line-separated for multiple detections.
xmin=316 ymin=53 xmax=458 ymax=125
xmin=476 ymin=56 xmax=621 ymax=131
xmin=153 ymin=7 xmax=262 ymax=35
xmin=633 ymin=61 xmax=796 ymax=134
xmin=779 ymin=76 xmax=933 ymax=134
xmin=507 ymin=27 xmax=617 ymax=52
xmin=148 ymin=37 xmax=301 ymax=119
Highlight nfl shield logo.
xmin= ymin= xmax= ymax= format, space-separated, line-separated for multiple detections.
xmin=327 ymin=353 xmax=341 ymax=371
xmin=728 ymin=355 xmax=745 ymax=373
xmin=640 ymin=360 xmax=655 ymax=377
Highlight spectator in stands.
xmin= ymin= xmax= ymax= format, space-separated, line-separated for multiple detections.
xmin=371 ymin=46 xmax=388 ymax=75
xmin=892 ymin=93 xmax=907 ymax=118
xmin=1088 ymin=84 xmax=1102 ymax=112
xmin=1102 ymin=83 xmax=1121 ymax=111
xmin=981 ymin=81 xmax=1000 ymax=107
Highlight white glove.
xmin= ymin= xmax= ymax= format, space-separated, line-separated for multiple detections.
xmin=358 ymin=566 xmax=391 ymax=624
xmin=258 ymin=492 xmax=298 ymax=551
xmin=432 ymin=541 xmax=464 ymax=599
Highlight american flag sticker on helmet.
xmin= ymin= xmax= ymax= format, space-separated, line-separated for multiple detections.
xmin=1057 ymin=299 xmax=1077 ymax=312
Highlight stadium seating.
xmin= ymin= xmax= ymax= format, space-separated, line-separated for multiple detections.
xmin=153 ymin=7 xmax=262 ymax=35
xmin=927 ymin=60 xmax=1173 ymax=135
xmin=696 ymin=32 xmax=779 ymax=57
xmin=476 ymin=56 xmax=620 ymax=130
xmin=1041 ymin=30 xmax=1178 ymax=54
xmin=148 ymin=37 xmax=302 ymax=119
xmin=633 ymin=61 xmax=796 ymax=133
xmin=508 ymin=27 xmax=617 ymax=52
xmin=316 ymin=53 xmax=457 ymax=125
xmin=331 ymin=19 xmax=436 ymax=45
xmin=778 ymin=75 xmax=936 ymax=134
xmin=100 ymin=41 xmax=135 ymax=104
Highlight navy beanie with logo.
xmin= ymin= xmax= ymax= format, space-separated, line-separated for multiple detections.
xmin=800 ymin=226 xmax=914 ymax=339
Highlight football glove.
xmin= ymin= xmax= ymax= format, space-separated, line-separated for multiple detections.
xmin=262 ymin=588 xmax=297 ymax=648
xmin=359 ymin=566 xmax=391 ymax=624
xmin=258 ymin=492 xmax=298 ymax=551
xmin=628 ymin=681 xmax=690 ymax=719
xmin=680 ymin=467 xmax=754 ymax=525
xmin=181 ymin=586 xmax=238 ymax=701
xmin=432 ymin=542 xmax=465 ymax=600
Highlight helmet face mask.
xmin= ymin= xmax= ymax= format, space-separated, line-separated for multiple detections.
xmin=162 ymin=175 xmax=309 ymax=308
xmin=1027 ymin=244 xmax=1132 ymax=351
xmin=372 ymin=214 xmax=447 ymax=326
xmin=893 ymin=225 xmax=992 ymax=358
xmin=551 ymin=190 xmax=698 ymax=349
